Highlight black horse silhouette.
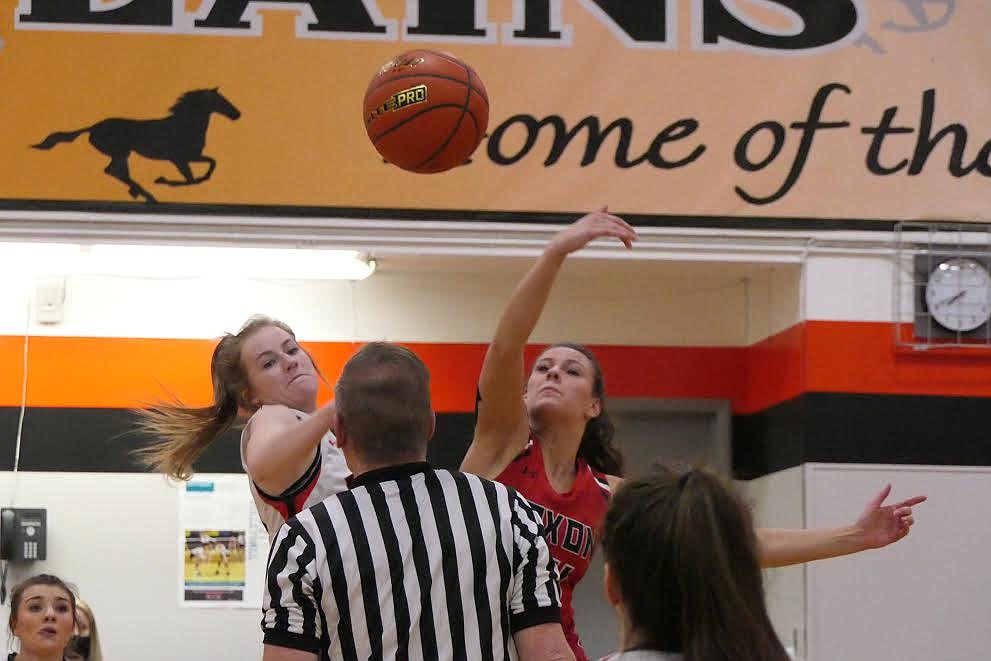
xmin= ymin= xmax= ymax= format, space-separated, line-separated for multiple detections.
xmin=32 ymin=88 xmax=241 ymax=203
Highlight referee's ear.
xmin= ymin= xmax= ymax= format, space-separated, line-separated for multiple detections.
xmin=427 ymin=412 xmax=436 ymax=443
xmin=332 ymin=410 xmax=349 ymax=450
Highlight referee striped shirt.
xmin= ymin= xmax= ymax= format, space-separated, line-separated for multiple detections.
xmin=263 ymin=461 xmax=562 ymax=660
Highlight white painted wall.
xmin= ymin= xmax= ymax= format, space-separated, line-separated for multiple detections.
xmin=742 ymin=463 xmax=989 ymax=661
xmin=0 ymin=472 xmax=262 ymax=661
xmin=803 ymin=254 xmax=898 ymax=323
xmin=4 ymin=230 xmax=930 ymax=343
xmin=745 ymin=265 xmax=802 ymax=344
xmin=0 ymin=267 xmax=755 ymax=346
xmin=738 ymin=466 xmax=807 ymax=659
xmin=804 ymin=464 xmax=991 ymax=661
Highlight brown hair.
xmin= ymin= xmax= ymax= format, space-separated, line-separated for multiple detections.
xmin=601 ymin=465 xmax=788 ymax=661
xmin=132 ymin=315 xmax=302 ymax=480
xmin=536 ymin=343 xmax=623 ymax=476
xmin=335 ymin=342 xmax=433 ymax=465
xmin=9 ymin=574 xmax=76 ymax=634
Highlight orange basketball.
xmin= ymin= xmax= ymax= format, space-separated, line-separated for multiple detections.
xmin=363 ymin=49 xmax=489 ymax=174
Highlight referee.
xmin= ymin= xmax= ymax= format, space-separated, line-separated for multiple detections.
xmin=262 ymin=342 xmax=575 ymax=661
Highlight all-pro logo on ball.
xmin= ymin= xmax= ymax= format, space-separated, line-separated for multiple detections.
xmin=365 ymin=84 xmax=428 ymax=124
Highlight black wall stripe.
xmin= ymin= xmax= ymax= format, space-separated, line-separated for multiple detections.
xmin=5 ymin=395 xmax=991 ymax=478
xmin=0 ymin=408 xmax=474 ymax=473
xmin=734 ymin=392 xmax=991 ymax=478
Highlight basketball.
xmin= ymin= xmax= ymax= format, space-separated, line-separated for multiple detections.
xmin=363 ymin=49 xmax=489 ymax=174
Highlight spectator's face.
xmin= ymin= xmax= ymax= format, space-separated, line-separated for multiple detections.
xmin=13 ymin=585 xmax=75 ymax=655
xmin=74 ymin=608 xmax=91 ymax=637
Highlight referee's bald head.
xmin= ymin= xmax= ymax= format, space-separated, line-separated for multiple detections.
xmin=334 ymin=342 xmax=434 ymax=465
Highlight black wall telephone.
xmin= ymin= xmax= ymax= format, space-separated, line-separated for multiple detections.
xmin=0 ymin=508 xmax=47 ymax=562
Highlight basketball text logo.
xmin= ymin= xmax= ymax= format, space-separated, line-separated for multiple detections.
xmin=365 ymin=85 xmax=427 ymax=124
xmin=377 ymin=56 xmax=424 ymax=76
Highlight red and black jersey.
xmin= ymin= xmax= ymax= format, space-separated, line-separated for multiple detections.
xmin=496 ymin=433 xmax=612 ymax=661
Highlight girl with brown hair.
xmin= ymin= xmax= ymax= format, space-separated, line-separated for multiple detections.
xmin=599 ymin=466 xmax=789 ymax=661
xmin=7 ymin=574 xmax=76 ymax=661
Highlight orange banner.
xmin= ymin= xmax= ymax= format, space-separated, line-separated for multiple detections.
xmin=0 ymin=1 xmax=988 ymax=222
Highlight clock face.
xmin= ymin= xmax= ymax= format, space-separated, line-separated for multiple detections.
xmin=925 ymin=257 xmax=991 ymax=332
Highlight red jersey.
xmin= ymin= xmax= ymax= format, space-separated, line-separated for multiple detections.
xmin=496 ymin=434 xmax=612 ymax=661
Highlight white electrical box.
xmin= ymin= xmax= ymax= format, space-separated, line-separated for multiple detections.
xmin=35 ymin=277 xmax=66 ymax=325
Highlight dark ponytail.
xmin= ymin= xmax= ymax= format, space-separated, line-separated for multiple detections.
xmin=601 ymin=466 xmax=789 ymax=661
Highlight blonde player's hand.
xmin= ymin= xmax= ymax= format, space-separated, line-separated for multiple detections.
xmin=547 ymin=205 xmax=638 ymax=256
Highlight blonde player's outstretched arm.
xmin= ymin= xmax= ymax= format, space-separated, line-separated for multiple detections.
xmin=461 ymin=206 xmax=637 ymax=479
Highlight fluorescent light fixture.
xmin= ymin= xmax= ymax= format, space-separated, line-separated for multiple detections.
xmin=0 ymin=242 xmax=376 ymax=280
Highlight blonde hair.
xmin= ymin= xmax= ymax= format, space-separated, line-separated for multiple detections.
xmin=71 ymin=598 xmax=104 ymax=661
xmin=132 ymin=315 xmax=296 ymax=480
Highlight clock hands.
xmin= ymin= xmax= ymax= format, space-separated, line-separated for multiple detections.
xmin=935 ymin=290 xmax=966 ymax=307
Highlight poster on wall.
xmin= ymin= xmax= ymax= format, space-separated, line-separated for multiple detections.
xmin=178 ymin=475 xmax=269 ymax=608
xmin=0 ymin=1 xmax=988 ymax=223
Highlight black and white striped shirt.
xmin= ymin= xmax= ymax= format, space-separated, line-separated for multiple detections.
xmin=263 ymin=462 xmax=562 ymax=660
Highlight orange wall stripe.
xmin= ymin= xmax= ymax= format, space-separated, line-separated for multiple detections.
xmin=804 ymin=321 xmax=991 ymax=397
xmin=0 ymin=336 xmax=753 ymax=412
xmin=0 ymin=335 xmax=219 ymax=410
xmin=740 ymin=324 xmax=806 ymax=415
xmin=5 ymin=324 xmax=991 ymax=414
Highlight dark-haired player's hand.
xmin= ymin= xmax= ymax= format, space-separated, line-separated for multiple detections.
xmin=853 ymin=484 xmax=927 ymax=549
xmin=547 ymin=205 xmax=638 ymax=256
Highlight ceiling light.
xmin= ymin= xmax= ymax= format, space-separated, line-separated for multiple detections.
xmin=0 ymin=243 xmax=376 ymax=280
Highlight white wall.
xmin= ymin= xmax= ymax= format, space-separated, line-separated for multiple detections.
xmin=805 ymin=464 xmax=991 ymax=661
xmin=738 ymin=466 xmax=807 ymax=659
xmin=742 ymin=463 xmax=991 ymax=661
xmin=0 ymin=266 xmax=756 ymax=345
xmin=745 ymin=265 xmax=802 ymax=344
xmin=0 ymin=473 xmax=263 ymax=661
